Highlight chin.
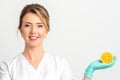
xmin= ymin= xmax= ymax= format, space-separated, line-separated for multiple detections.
xmin=28 ymin=44 xmax=40 ymax=48
xmin=27 ymin=42 xmax=41 ymax=48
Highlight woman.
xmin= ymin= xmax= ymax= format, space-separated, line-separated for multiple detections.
xmin=0 ymin=3 xmax=117 ymax=80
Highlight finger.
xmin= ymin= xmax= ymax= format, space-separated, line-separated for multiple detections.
xmin=106 ymin=56 xmax=117 ymax=67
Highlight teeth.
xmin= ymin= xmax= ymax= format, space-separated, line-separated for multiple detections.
xmin=29 ymin=36 xmax=38 ymax=40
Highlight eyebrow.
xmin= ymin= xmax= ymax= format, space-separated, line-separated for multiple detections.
xmin=24 ymin=22 xmax=43 ymax=25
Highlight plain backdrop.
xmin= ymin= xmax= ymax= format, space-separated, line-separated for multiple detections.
xmin=0 ymin=0 xmax=120 ymax=80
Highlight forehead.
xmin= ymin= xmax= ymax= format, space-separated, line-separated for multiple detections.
xmin=22 ymin=12 xmax=43 ymax=23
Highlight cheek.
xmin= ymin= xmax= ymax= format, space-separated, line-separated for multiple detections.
xmin=39 ymin=28 xmax=46 ymax=34
xmin=20 ymin=30 xmax=28 ymax=39
xmin=39 ymin=30 xmax=48 ymax=38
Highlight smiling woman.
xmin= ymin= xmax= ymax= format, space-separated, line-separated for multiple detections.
xmin=20 ymin=13 xmax=48 ymax=48
xmin=0 ymin=3 xmax=117 ymax=80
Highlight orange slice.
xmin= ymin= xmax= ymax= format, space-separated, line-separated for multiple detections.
xmin=101 ymin=51 xmax=114 ymax=64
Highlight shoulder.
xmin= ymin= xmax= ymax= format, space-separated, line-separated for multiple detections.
xmin=45 ymin=53 xmax=70 ymax=67
xmin=0 ymin=53 xmax=22 ymax=78
xmin=45 ymin=53 xmax=66 ymax=61
xmin=0 ymin=53 xmax=22 ymax=70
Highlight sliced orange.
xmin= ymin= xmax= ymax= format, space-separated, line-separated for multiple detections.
xmin=101 ymin=51 xmax=114 ymax=64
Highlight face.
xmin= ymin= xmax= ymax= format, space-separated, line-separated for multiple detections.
xmin=20 ymin=12 xmax=48 ymax=48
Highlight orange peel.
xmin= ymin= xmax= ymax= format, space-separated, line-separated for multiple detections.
xmin=101 ymin=51 xmax=114 ymax=64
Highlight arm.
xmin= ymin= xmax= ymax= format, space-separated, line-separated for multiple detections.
xmin=82 ymin=56 xmax=117 ymax=80
xmin=82 ymin=76 xmax=92 ymax=80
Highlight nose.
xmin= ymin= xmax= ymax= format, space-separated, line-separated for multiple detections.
xmin=30 ymin=26 xmax=37 ymax=34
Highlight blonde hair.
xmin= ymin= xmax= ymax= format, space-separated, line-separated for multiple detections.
xmin=18 ymin=3 xmax=50 ymax=31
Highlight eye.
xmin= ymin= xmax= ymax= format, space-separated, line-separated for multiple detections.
xmin=24 ymin=24 xmax=30 ymax=27
xmin=38 ymin=24 xmax=43 ymax=28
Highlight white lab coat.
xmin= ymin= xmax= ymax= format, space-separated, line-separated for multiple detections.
xmin=0 ymin=53 xmax=74 ymax=80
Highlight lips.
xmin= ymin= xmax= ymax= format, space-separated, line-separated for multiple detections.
xmin=29 ymin=36 xmax=39 ymax=40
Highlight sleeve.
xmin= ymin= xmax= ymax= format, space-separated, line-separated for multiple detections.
xmin=0 ymin=61 xmax=11 ymax=80
xmin=60 ymin=58 xmax=74 ymax=80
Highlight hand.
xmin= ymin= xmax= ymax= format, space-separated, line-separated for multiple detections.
xmin=84 ymin=56 xmax=117 ymax=78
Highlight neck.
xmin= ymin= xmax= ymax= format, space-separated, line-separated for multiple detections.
xmin=23 ymin=45 xmax=44 ymax=60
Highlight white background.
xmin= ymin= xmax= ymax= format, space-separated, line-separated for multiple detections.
xmin=0 ymin=0 xmax=120 ymax=80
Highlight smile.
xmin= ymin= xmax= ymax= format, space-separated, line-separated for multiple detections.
xmin=29 ymin=36 xmax=39 ymax=40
